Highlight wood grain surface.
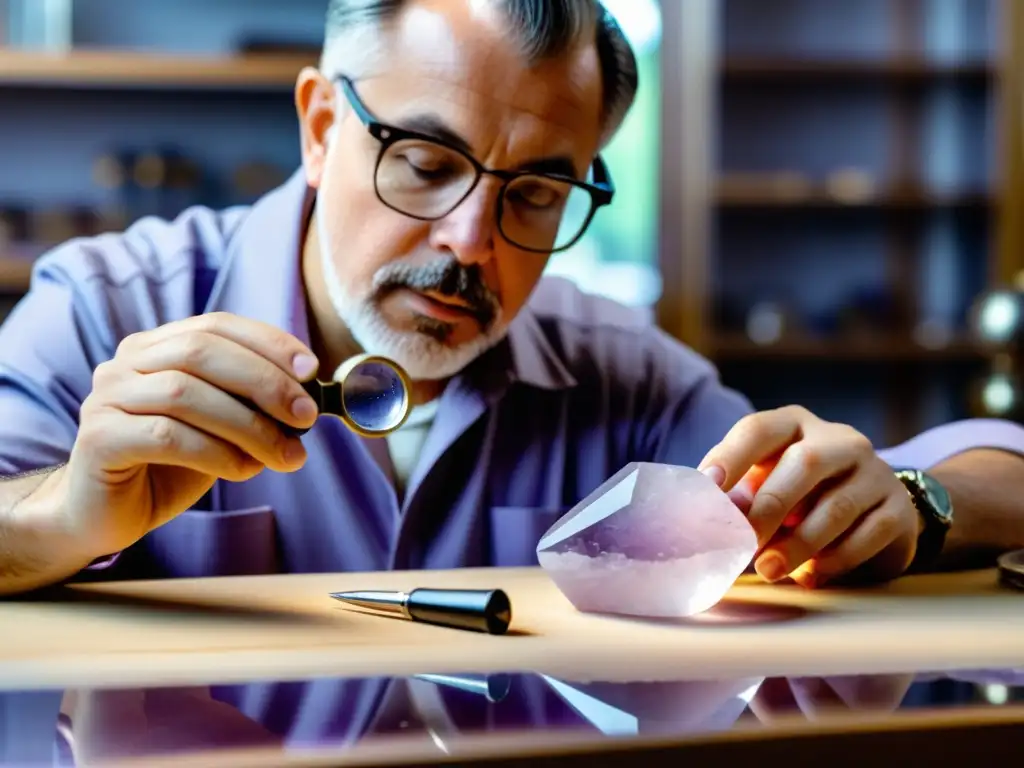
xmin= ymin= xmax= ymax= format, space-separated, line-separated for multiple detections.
xmin=1 ymin=567 xmax=1021 ymax=692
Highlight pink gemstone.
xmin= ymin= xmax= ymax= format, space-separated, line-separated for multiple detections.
xmin=536 ymin=463 xmax=758 ymax=618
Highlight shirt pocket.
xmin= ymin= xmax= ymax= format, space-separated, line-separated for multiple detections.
xmin=141 ymin=506 xmax=280 ymax=578
xmin=487 ymin=506 xmax=571 ymax=567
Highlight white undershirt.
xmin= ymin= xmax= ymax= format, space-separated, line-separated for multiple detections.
xmin=384 ymin=398 xmax=439 ymax=496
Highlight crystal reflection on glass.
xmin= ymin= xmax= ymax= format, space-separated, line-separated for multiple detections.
xmin=342 ymin=361 xmax=408 ymax=433
xmin=540 ymin=676 xmax=764 ymax=737
xmin=34 ymin=668 xmax=1024 ymax=763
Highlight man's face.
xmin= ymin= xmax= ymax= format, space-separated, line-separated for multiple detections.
xmin=297 ymin=0 xmax=605 ymax=381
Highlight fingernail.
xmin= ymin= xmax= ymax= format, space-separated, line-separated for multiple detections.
xmin=291 ymin=396 xmax=318 ymax=421
xmin=756 ymin=552 xmax=787 ymax=582
xmin=804 ymin=566 xmax=828 ymax=589
xmin=701 ymin=465 xmax=726 ymax=487
xmin=283 ymin=439 xmax=306 ymax=464
xmin=292 ymin=354 xmax=319 ymax=380
xmin=727 ymin=486 xmax=754 ymax=514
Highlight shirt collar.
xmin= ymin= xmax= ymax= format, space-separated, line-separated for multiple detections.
xmin=497 ymin=309 xmax=578 ymax=391
xmin=204 ymin=168 xmax=577 ymax=393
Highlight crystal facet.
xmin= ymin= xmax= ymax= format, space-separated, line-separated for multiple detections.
xmin=540 ymin=676 xmax=765 ymax=735
xmin=537 ymin=463 xmax=758 ymax=618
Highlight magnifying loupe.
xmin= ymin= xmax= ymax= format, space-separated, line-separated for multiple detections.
xmin=240 ymin=353 xmax=412 ymax=439
xmin=302 ymin=353 xmax=412 ymax=437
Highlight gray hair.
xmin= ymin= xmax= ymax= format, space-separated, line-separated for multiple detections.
xmin=320 ymin=0 xmax=638 ymax=148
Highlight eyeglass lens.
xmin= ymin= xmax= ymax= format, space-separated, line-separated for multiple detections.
xmin=376 ymin=138 xmax=594 ymax=252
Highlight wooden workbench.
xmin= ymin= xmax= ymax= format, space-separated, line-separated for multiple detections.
xmin=0 ymin=566 xmax=1021 ymax=692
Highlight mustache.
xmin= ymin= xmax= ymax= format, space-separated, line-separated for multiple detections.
xmin=372 ymin=259 xmax=501 ymax=329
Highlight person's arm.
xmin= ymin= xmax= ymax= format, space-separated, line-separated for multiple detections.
xmin=930 ymin=448 xmax=1024 ymax=568
xmin=0 ymin=243 xmax=130 ymax=594
xmin=876 ymin=419 xmax=1024 ymax=570
xmin=637 ymin=324 xmax=1024 ymax=578
xmin=0 ymin=465 xmax=104 ymax=594
xmin=650 ymin=350 xmax=1024 ymax=579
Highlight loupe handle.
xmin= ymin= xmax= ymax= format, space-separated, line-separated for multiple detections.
xmin=229 ymin=353 xmax=411 ymax=438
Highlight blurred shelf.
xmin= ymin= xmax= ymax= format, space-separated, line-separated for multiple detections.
xmin=0 ymin=49 xmax=317 ymax=90
xmin=720 ymin=58 xmax=995 ymax=83
xmin=709 ymin=333 xmax=988 ymax=362
xmin=0 ymin=258 xmax=32 ymax=291
xmin=715 ymin=185 xmax=992 ymax=211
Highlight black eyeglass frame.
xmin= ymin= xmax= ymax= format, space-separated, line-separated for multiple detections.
xmin=334 ymin=75 xmax=615 ymax=254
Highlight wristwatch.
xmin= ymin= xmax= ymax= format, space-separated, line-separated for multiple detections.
xmin=893 ymin=468 xmax=954 ymax=573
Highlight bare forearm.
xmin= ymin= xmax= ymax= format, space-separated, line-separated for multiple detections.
xmin=928 ymin=448 xmax=1024 ymax=569
xmin=0 ymin=465 xmax=90 ymax=595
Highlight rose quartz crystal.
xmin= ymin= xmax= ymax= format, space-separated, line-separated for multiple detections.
xmin=536 ymin=463 xmax=758 ymax=618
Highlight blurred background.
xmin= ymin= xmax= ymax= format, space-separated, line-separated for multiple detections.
xmin=1 ymin=0 xmax=1023 ymax=448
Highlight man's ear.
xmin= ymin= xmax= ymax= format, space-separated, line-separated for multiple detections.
xmin=295 ymin=67 xmax=338 ymax=189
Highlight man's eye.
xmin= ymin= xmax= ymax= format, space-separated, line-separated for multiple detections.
xmin=404 ymin=158 xmax=448 ymax=178
xmin=398 ymin=150 xmax=453 ymax=177
xmin=513 ymin=185 xmax=560 ymax=208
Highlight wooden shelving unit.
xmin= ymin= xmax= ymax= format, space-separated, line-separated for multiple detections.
xmin=0 ymin=258 xmax=32 ymax=292
xmin=0 ymin=49 xmax=316 ymax=90
xmin=715 ymin=184 xmax=991 ymax=211
xmin=0 ymin=46 xmax=316 ymax=298
xmin=720 ymin=57 xmax=994 ymax=83
xmin=709 ymin=332 xmax=986 ymax=363
xmin=657 ymin=0 xmax=1016 ymax=445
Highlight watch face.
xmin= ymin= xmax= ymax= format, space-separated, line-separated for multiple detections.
xmin=920 ymin=472 xmax=954 ymax=525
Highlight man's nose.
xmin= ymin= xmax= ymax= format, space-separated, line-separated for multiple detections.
xmin=428 ymin=181 xmax=499 ymax=266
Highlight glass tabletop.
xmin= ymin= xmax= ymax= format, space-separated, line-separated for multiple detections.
xmin=2 ymin=664 xmax=1022 ymax=767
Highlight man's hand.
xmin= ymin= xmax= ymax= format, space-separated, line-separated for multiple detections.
xmin=56 ymin=311 xmax=320 ymax=563
xmin=698 ymin=406 xmax=922 ymax=588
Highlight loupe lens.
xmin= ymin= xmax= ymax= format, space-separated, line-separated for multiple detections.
xmin=342 ymin=360 xmax=409 ymax=433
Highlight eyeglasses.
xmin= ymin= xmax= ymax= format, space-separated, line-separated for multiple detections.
xmin=335 ymin=75 xmax=615 ymax=254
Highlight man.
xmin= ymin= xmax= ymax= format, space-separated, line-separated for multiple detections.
xmin=0 ymin=0 xmax=1022 ymax=598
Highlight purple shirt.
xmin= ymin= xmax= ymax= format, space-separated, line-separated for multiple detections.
xmin=1 ymin=169 xmax=1023 ymax=581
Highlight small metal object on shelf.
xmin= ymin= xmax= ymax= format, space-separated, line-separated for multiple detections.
xmin=997 ymin=549 xmax=1024 ymax=592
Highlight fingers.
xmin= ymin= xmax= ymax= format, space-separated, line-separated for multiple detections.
xmin=700 ymin=405 xmax=920 ymax=588
xmin=698 ymin=406 xmax=807 ymax=491
xmin=81 ymin=405 xmax=267 ymax=482
xmin=117 ymin=312 xmax=320 ymax=383
xmin=801 ymin=494 xmax=918 ymax=587
xmin=109 ymin=370 xmax=306 ymax=473
xmin=744 ymin=430 xmax=868 ymax=549
xmin=726 ymin=484 xmax=754 ymax=515
xmin=120 ymin=330 xmax=319 ymax=432
xmin=81 ymin=312 xmax=319 ymax=489
xmin=755 ymin=469 xmax=888 ymax=581
xmin=725 ymin=462 xmax=772 ymax=514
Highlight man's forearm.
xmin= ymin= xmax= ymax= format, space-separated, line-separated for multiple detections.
xmin=0 ymin=465 xmax=91 ymax=595
xmin=928 ymin=448 xmax=1024 ymax=570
